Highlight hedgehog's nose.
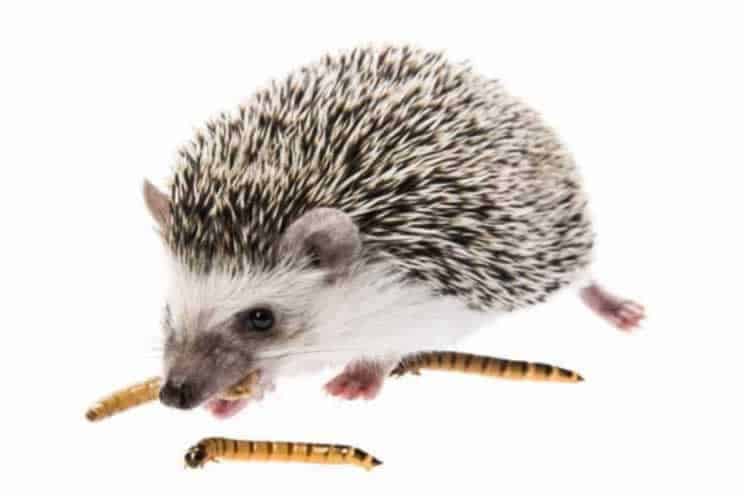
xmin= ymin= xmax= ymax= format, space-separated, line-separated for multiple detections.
xmin=160 ymin=380 xmax=198 ymax=410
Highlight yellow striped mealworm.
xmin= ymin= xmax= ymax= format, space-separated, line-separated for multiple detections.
xmin=85 ymin=371 xmax=260 ymax=422
xmin=85 ymin=376 xmax=162 ymax=422
xmin=217 ymin=371 xmax=261 ymax=400
xmin=184 ymin=438 xmax=382 ymax=471
xmin=389 ymin=351 xmax=584 ymax=383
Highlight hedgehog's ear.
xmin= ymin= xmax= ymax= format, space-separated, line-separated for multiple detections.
xmin=143 ymin=179 xmax=171 ymax=233
xmin=278 ymin=208 xmax=361 ymax=284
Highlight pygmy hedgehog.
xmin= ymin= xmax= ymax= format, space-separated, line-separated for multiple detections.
xmin=142 ymin=44 xmax=645 ymax=418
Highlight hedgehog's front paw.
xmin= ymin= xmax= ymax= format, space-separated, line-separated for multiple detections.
xmin=324 ymin=361 xmax=387 ymax=400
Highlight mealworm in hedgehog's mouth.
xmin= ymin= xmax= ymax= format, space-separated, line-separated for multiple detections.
xmin=204 ymin=369 xmax=261 ymax=420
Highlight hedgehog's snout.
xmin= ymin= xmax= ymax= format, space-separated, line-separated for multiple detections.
xmin=160 ymin=379 xmax=199 ymax=410
xmin=160 ymin=328 xmax=258 ymax=412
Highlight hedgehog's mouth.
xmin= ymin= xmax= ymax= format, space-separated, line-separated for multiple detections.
xmin=203 ymin=369 xmax=262 ymax=420
xmin=204 ymin=398 xmax=250 ymax=419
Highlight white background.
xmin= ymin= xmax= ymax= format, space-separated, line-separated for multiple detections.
xmin=1 ymin=1 xmax=742 ymax=494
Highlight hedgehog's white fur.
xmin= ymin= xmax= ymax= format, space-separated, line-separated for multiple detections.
xmin=166 ymin=255 xmax=492 ymax=378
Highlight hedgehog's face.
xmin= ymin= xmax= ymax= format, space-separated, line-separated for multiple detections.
xmin=144 ymin=180 xmax=362 ymax=417
xmin=158 ymin=262 xmax=327 ymax=417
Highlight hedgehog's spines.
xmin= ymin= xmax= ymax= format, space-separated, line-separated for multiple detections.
xmin=167 ymin=44 xmax=594 ymax=311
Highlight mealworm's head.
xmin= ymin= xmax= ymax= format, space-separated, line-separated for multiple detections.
xmin=85 ymin=405 xmax=102 ymax=422
xmin=184 ymin=443 xmax=208 ymax=469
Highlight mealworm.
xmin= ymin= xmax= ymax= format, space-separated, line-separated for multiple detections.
xmin=85 ymin=376 xmax=162 ymax=422
xmin=390 ymin=351 xmax=584 ymax=383
xmin=184 ymin=438 xmax=382 ymax=471
xmin=85 ymin=371 xmax=260 ymax=422
xmin=219 ymin=370 xmax=260 ymax=400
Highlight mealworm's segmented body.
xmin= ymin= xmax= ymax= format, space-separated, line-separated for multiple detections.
xmin=185 ymin=438 xmax=382 ymax=471
xmin=85 ymin=377 xmax=162 ymax=422
xmin=85 ymin=371 xmax=259 ymax=422
xmin=390 ymin=351 xmax=584 ymax=383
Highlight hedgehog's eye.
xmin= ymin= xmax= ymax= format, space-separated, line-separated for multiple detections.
xmin=236 ymin=308 xmax=275 ymax=332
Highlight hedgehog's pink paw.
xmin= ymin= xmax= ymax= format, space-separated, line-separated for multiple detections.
xmin=580 ymin=283 xmax=646 ymax=331
xmin=612 ymin=300 xmax=646 ymax=330
xmin=324 ymin=361 xmax=385 ymax=400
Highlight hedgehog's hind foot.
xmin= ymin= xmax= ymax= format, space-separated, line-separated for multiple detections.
xmin=580 ymin=283 xmax=645 ymax=331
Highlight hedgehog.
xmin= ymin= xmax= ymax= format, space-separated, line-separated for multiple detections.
xmin=143 ymin=44 xmax=645 ymax=418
